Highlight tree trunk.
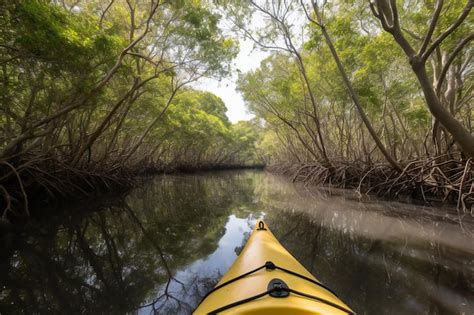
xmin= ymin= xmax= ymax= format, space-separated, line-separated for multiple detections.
xmin=411 ymin=60 xmax=474 ymax=157
xmin=316 ymin=23 xmax=402 ymax=171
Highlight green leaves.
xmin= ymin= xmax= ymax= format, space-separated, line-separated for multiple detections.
xmin=10 ymin=1 xmax=119 ymax=71
xmin=0 ymin=0 xmax=260 ymax=170
xmin=234 ymin=0 xmax=473 ymax=162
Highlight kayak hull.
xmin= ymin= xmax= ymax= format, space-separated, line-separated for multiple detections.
xmin=193 ymin=219 xmax=353 ymax=314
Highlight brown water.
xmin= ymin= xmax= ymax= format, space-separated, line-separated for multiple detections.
xmin=0 ymin=170 xmax=473 ymax=314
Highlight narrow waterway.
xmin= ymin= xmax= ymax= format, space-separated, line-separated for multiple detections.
xmin=1 ymin=170 xmax=473 ymax=314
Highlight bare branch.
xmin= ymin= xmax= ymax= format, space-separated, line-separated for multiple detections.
xmin=436 ymin=33 xmax=474 ymax=94
xmin=419 ymin=0 xmax=444 ymax=55
xmin=369 ymin=1 xmax=381 ymax=19
xmin=99 ymin=0 xmax=115 ymax=28
xmin=0 ymin=44 xmax=19 ymax=51
xmin=0 ymin=161 xmax=29 ymax=216
xmin=299 ymin=0 xmax=321 ymax=27
xmin=389 ymin=0 xmax=399 ymax=28
xmin=402 ymin=27 xmax=422 ymax=41
xmin=126 ymin=52 xmax=158 ymax=66
xmin=370 ymin=0 xmax=416 ymax=57
xmin=423 ymin=0 xmax=473 ymax=61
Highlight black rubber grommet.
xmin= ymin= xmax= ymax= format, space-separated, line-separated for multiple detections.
xmin=265 ymin=261 xmax=276 ymax=270
xmin=268 ymin=278 xmax=290 ymax=298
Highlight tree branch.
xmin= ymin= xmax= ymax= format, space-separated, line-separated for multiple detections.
xmin=419 ymin=0 xmax=444 ymax=56
xmin=99 ymin=0 xmax=115 ymax=28
xmin=436 ymin=33 xmax=474 ymax=94
xmin=423 ymin=0 xmax=473 ymax=61
xmin=299 ymin=0 xmax=321 ymax=27
xmin=402 ymin=27 xmax=422 ymax=41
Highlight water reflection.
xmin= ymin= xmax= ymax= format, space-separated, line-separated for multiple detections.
xmin=138 ymin=215 xmax=258 ymax=314
xmin=0 ymin=170 xmax=473 ymax=315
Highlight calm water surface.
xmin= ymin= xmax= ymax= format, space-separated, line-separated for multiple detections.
xmin=1 ymin=170 xmax=473 ymax=314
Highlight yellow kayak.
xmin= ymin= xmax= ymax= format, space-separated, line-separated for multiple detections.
xmin=193 ymin=219 xmax=355 ymax=314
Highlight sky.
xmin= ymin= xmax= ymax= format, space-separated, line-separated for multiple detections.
xmin=193 ymin=39 xmax=269 ymax=123
xmin=195 ymin=39 xmax=269 ymax=123
xmin=194 ymin=7 xmax=305 ymax=124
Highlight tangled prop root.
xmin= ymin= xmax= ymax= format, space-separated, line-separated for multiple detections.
xmin=267 ymin=156 xmax=473 ymax=214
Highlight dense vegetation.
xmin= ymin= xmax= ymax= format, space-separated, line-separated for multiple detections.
xmin=0 ymin=0 xmax=473 ymax=219
xmin=0 ymin=0 xmax=261 ymax=219
xmin=224 ymin=0 xmax=473 ymax=211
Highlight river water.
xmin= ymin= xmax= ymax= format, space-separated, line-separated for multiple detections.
xmin=1 ymin=170 xmax=473 ymax=314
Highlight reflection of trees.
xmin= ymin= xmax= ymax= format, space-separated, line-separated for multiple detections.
xmin=138 ymin=274 xmax=219 ymax=315
xmin=0 ymin=202 xmax=164 ymax=314
xmin=125 ymin=172 xmax=262 ymax=271
xmin=137 ymin=277 xmax=191 ymax=315
xmin=266 ymin=210 xmax=474 ymax=315
xmin=131 ymin=172 xmax=261 ymax=314
xmin=0 ymin=170 xmax=262 ymax=314
xmin=2 ymin=170 xmax=471 ymax=314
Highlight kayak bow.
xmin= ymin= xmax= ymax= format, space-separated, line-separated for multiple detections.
xmin=193 ymin=219 xmax=354 ymax=314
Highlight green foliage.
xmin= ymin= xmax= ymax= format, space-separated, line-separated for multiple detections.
xmin=235 ymin=0 xmax=472 ymax=163
xmin=404 ymin=101 xmax=431 ymax=127
xmin=157 ymin=90 xmax=262 ymax=166
xmin=0 ymin=0 xmax=262 ymax=186
xmin=230 ymin=119 xmax=264 ymax=165
xmin=10 ymin=1 xmax=121 ymax=70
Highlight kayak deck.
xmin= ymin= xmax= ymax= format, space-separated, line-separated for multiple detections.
xmin=193 ymin=220 xmax=354 ymax=314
